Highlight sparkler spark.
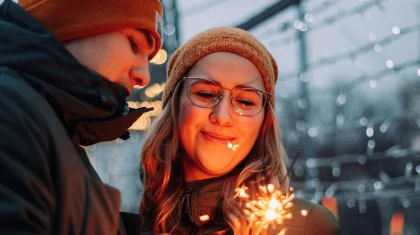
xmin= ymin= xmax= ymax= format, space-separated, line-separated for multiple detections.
xmin=234 ymin=184 xmax=295 ymax=235
xmin=199 ymin=215 xmax=210 ymax=221
xmin=227 ymin=141 xmax=239 ymax=151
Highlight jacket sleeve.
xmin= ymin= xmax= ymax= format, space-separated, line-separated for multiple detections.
xmin=304 ymin=204 xmax=341 ymax=235
xmin=0 ymin=86 xmax=54 ymax=233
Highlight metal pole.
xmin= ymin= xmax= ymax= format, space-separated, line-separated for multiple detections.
xmin=236 ymin=0 xmax=300 ymax=31
xmin=296 ymin=2 xmax=317 ymax=185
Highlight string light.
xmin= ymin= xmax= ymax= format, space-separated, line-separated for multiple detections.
xmin=267 ymin=0 xmax=395 ymax=49
xmin=299 ymin=72 xmax=310 ymax=82
xmin=164 ymin=25 xmax=176 ymax=36
xmin=332 ymin=162 xmax=341 ymax=177
xmin=360 ymin=117 xmax=368 ymax=126
xmin=336 ymin=113 xmax=345 ymax=128
xmin=292 ymin=172 xmax=420 ymax=203
xmin=258 ymin=0 xmax=340 ymax=39
xmin=306 ymin=158 xmax=316 ymax=168
xmin=304 ymin=13 xmax=314 ymax=22
xmin=391 ymin=26 xmax=401 ymax=35
xmin=368 ymin=32 xmax=376 ymax=41
xmin=145 ymin=83 xmax=165 ymax=98
xmin=298 ymin=99 xmax=308 ymax=109
xmin=386 ymin=60 xmax=394 ymax=68
xmin=277 ymin=24 xmax=420 ymax=81
xmin=296 ymin=147 xmax=420 ymax=169
xmin=313 ymin=59 xmax=420 ymax=93
xmin=308 ymin=127 xmax=318 ymax=137
xmin=150 ymin=49 xmax=168 ymax=65
xmin=369 ymin=79 xmax=377 ymax=88
xmin=295 ymin=121 xmax=306 ymax=131
xmin=347 ymin=199 xmax=355 ymax=208
xmin=359 ymin=155 xmax=367 ymax=165
xmin=336 ymin=94 xmax=346 ymax=105
xmin=107 ymin=162 xmax=119 ymax=176
xmin=373 ymin=43 xmax=382 ymax=52
xmin=358 ymin=199 xmax=367 ymax=214
xmin=284 ymin=109 xmax=420 ymax=141
xmin=366 ymin=127 xmax=374 ymax=137
xmin=367 ymin=140 xmax=376 ymax=149
xmin=358 ymin=184 xmax=366 ymax=193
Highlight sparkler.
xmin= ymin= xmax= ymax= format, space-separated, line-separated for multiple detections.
xmin=226 ymin=141 xmax=302 ymax=234
xmin=234 ymin=184 xmax=295 ymax=235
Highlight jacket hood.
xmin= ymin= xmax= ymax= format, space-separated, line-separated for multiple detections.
xmin=0 ymin=0 xmax=151 ymax=145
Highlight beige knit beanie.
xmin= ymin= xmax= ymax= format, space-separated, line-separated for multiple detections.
xmin=162 ymin=27 xmax=278 ymax=107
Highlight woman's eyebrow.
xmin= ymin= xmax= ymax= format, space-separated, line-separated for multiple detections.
xmin=202 ymin=77 xmax=262 ymax=90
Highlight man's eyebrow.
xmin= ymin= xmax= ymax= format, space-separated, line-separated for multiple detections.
xmin=137 ymin=29 xmax=156 ymax=51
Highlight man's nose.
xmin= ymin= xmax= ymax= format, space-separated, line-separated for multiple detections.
xmin=130 ymin=57 xmax=151 ymax=88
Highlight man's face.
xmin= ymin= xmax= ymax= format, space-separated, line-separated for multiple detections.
xmin=64 ymin=28 xmax=156 ymax=94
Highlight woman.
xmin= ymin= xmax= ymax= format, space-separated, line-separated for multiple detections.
xmin=140 ymin=27 xmax=340 ymax=234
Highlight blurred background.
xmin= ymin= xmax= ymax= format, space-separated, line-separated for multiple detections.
xmin=64 ymin=0 xmax=419 ymax=234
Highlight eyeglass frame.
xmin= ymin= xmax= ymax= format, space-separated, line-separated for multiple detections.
xmin=182 ymin=76 xmax=273 ymax=117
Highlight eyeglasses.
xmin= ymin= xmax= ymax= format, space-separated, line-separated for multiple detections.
xmin=183 ymin=77 xmax=272 ymax=117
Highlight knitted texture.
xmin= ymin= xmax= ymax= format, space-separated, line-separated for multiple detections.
xmin=163 ymin=27 xmax=278 ymax=107
xmin=19 ymin=0 xmax=163 ymax=58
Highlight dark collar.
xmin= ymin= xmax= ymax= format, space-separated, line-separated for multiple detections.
xmin=181 ymin=175 xmax=235 ymax=228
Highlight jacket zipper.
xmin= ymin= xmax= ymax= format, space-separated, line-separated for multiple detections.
xmin=186 ymin=190 xmax=195 ymax=223
xmin=185 ymin=190 xmax=199 ymax=234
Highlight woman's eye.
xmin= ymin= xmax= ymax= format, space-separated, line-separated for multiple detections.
xmin=237 ymin=99 xmax=255 ymax=107
xmin=129 ymin=37 xmax=138 ymax=53
xmin=196 ymin=92 xmax=216 ymax=99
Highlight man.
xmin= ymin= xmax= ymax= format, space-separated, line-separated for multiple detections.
xmin=0 ymin=0 xmax=162 ymax=234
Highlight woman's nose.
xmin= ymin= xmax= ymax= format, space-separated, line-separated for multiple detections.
xmin=209 ymin=93 xmax=233 ymax=126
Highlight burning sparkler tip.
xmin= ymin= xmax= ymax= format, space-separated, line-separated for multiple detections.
xmin=234 ymin=184 xmax=295 ymax=234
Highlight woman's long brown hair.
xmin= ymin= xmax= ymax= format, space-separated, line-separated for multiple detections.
xmin=140 ymin=79 xmax=289 ymax=234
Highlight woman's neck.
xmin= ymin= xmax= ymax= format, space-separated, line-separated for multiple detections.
xmin=184 ymin=175 xmax=228 ymax=190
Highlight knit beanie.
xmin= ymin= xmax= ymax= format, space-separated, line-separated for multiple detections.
xmin=19 ymin=0 xmax=163 ymax=59
xmin=163 ymin=26 xmax=278 ymax=107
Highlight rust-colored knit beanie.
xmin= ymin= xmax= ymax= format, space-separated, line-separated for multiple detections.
xmin=19 ymin=0 xmax=163 ymax=59
xmin=163 ymin=26 xmax=278 ymax=107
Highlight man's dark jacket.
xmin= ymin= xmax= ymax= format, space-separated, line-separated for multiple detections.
xmin=0 ymin=1 xmax=149 ymax=234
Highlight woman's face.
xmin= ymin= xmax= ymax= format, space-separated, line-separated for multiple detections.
xmin=178 ymin=52 xmax=266 ymax=182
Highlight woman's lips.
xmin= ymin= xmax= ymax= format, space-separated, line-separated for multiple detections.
xmin=202 ymin=132 xmax=235 ymax=144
